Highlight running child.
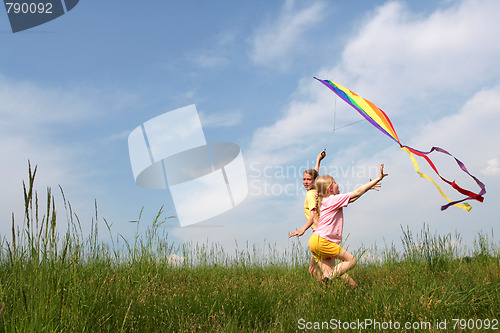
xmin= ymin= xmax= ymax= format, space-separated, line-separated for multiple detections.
xmin=302 ymin=150 xmax=326 ymax=278
xmin=290 ymin=164 xmax=388 ymax=286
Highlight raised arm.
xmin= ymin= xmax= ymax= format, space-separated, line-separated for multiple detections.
xmin=314 ymin=150 xmax=326 ymax=172
xmin=349 ymin=164 xmax=388 ymax=203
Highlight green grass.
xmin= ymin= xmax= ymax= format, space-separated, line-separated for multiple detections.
xmin=0 ymin=163 xmax=498 ymax=332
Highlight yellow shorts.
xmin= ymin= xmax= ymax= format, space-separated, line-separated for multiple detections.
xmin=308 ymin=234 xmax=344 ymax=262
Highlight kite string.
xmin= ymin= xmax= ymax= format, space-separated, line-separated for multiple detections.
xmin=324 ymin=95 xmax=365 ymax=151
xmin=332 ymin=95 xmax=366 ymax=132
xmin=323 ymin=96 xmax=336 ymax=151
xmin=333 ymin=95 xmax=336 ymax=132
xmin=333 ymin=119 xmax=365 ymax=131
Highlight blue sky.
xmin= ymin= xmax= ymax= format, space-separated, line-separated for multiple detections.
xmin=1 ymin=0 xmax=499 ymax=259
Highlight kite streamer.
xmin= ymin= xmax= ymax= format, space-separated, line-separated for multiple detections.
xmin=314 ymin=77 xmax=486 ymax=211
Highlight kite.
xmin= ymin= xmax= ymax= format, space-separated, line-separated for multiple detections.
xmin=314 ymin=77 xmax=486 ymax=211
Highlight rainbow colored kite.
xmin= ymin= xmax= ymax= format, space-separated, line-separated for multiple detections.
xmin=314 ymin=77 xmax=486 ymax=211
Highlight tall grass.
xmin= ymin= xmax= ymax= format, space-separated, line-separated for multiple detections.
xmin=0 ymin=163 xmax=498 ymax=332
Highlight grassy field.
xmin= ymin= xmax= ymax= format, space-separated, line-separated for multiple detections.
xmin=0 ymin=165 xmax=498 ymax=332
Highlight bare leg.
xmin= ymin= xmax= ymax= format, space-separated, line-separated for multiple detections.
xmin=314 ymin=258 xmax=335 ymax=281
xmin=308 ymin=256 xmax=321 ymax=279
xmin=308 ymin=256 xmax=334 ymax=278
xmin=326 ymin=250 xmax=357 ymax=287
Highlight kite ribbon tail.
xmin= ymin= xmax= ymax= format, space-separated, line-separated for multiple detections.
xmin=401 ymin=145 xmax=485 ymax=203
xmin=401 ymin=147 xmax=472 ymax=212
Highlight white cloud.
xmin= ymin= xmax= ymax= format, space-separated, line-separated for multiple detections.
xmin=248 ymin=0 xmax=500 ymax=168
xmin=0 ymin=78 xmax=93 ymax=214
xmin=244 ymin=0 xmax=500 ymax=251
xmin=483 ymin=158 xmax=500 ymax=177
xmin=0 ymin=76 xmax=136 ymax=237
xmin=186 ymin=30 xmax=237 ymax=69
xmin=105 ymin=129 xmax=132 ymax=142
xmin=216 ymin=31 xmax=237 ymax=47
xmin=338 ymin=0 xmax=500 ymax=109
xmin=187 ymin=53 xmax=229 ymax=68
xmin=346 ymin=85 xmax=500 ymax=248
xmin=0 ymin=77 xmax=89 ymax=131
xmin=199 ymin=109 xmax=243 ymax=128
xmin=248 ymin=0 xmax=327 ymax=69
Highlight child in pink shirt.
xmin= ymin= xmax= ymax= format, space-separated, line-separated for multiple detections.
xmin=289 ymin=164 xmax=388 ymax=287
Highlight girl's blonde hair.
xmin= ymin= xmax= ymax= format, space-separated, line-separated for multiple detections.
xmin=313 ymin=175 xmax=335 ymax=217
xmin=315 ymin=175 xmax=335 ymax=197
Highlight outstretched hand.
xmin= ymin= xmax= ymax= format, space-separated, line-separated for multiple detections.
xmin=369 ymin=164 xmax=388 ymax=191
xmin=378 ymin=164 xmax=388 ymax=180
xmin=289 ymin=230 xmax=303 ymax=238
